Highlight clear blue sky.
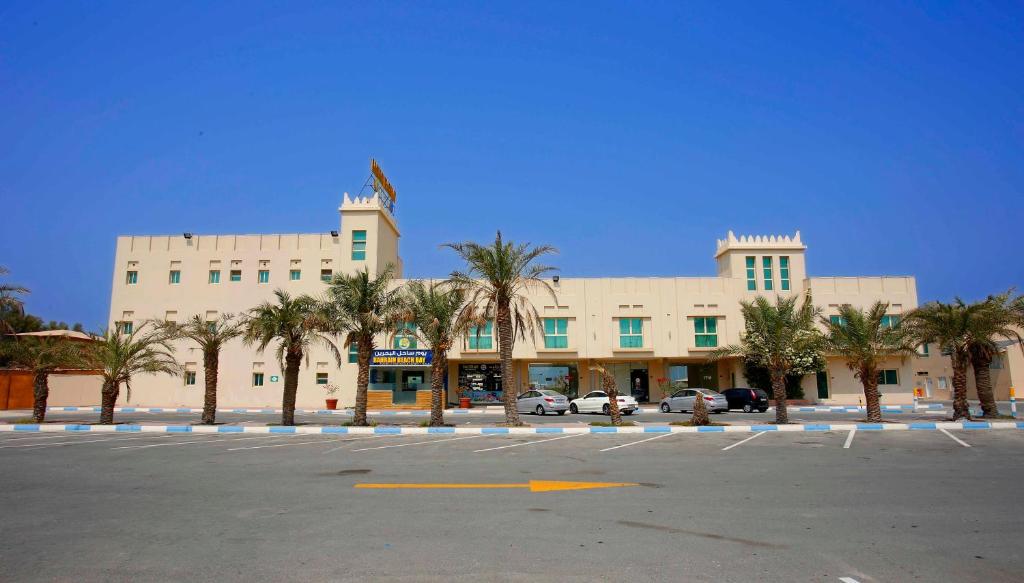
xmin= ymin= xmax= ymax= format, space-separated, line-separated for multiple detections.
xmin=2 ymin=1 xmax=1022 ymax=330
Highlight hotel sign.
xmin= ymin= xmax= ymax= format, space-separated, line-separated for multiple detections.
xmin=370 ymin=349 xmax=432 ymax=367
xmin=371 ymin=159 xmax=397 ymax=213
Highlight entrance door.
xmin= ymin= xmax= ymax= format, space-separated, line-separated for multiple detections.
xmin=816 ymin=371 xmax=829 ymax=400
xmin=395 ymin=371 xmax=423 ymax=404
xmin=629 ymin=369 xmax=649 ymax=402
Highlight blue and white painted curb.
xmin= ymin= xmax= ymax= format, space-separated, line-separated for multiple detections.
xmin=4 ymin=421 xmax=1021 ymax=436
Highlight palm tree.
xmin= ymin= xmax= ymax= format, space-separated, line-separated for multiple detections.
xmin=158 ymin=313 xmax=244 ymax=425
xmin=589 ymin=363 xmax=623 ymax=425
xmin=445 ymin=232 xmax=558 ymax=426
xmin=962 ymin=291 xmax=1021 ymax=417
xmin=320 ymin=267 xmax=404 ymax=426
xmin=903 ymin=300 xmax=989 ymax=420
xmin=401 ymin=280 xmax=473 ymax=426
xmin=821 ymin=302 xmax=917 ymax=423
xmin=1 ymin=336 xmax=90 ymax=422
xmin=88 ymin=324 xmax=180 ymax=424
xmin=243 ymin=290 xmax=339 ymax=426
xmin=710 ymin=295 xmax=824 ymax=424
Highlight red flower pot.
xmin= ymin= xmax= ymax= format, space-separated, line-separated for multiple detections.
xmin=325 ymin=398 xmax=338 ymax=410
xmin=459 ymin=397 xmax=471 ymax=409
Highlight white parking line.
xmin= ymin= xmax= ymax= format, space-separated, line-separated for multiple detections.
xmin=599 ymin=433 xmax=675 ymax=452
xmin=938 ymin=428 xmax=971 ymax=448
xmin=843 ymin=428 xmax=857 ymax=449
xmin=113 ymin=436 xmax=238 ymax=450
xmin=353 ymin=434 xmax=487 ymax=452
xmin=474 ymin=433 xmax=584 ymax=453
xmin=0 ymin=433 xmax=87 ymax=442
xmin=721 ymin=431 xmax=766 ymax=451
xmin=839 ymin=577 xmax=861 ymax=583
xmin=226 ymin=436 xmax=376 ymax=451
xmin=0 ymin=435 xmax=175 ymax=449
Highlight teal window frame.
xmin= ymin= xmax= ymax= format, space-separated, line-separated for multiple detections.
xmin=208 ymin=270 xmax=220 ymax=284
xmin=543 ymin=318 xmax=568 ymax=349
xmin=468 ymin=321 xmax=493 ymax=350
xmin=126 ymin=271 xmax=138 ymax=285
xmin=252 ymin=372 xmax=265 ymax=387
xmin=618 ymin=318 xmax=643 ymax=348
xmin=352 ymin=230 xmax=367 ymax=261
xmin=880 ymin=315 xmax=901 ymax=329
xmin=919 ymin=343 xmax=930 ymax=356
xmin=394 ymin=322 xmax=418 ymax=349
xmin=168 ymin=270 xmax=180 ymax=284
xmin=320 ymin=269 xmax=333 ymax=282
xmin=877 ymin=369 xmax=899 ymax=385
xmin=779 ymin=256 xmax=790 ymax=291
xmin=762 ymin=257 xmax=774 ymax=291
xmin=693 ymin=317 xmax=718 ymax=347
xmin=289 ymin=269 xmax=301 ymax=281
xmin=316 ymin=372 xmax=329 ymax=385
xmin=258 ymin=270 xmax=270 ymax=284
xmin=745 ymin=256 xmax=756 ymax=291
xmin=121 ymin=321 xmax=133 ymax=334
xmin=229 ymin=270 xmax=242 ymax=282
xmin=348 ymin=345 xmax=358 ymax=363
xmin=184 ymin=371 xmax=196 ymax=386
xmin=829 ymin=315 xmax=846 ymax=326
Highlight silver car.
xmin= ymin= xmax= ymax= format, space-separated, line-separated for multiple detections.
xmin=660 ymin=388 xmax=729 ymax=413
xmin=516 ymin=389 xmax=569 ymax=415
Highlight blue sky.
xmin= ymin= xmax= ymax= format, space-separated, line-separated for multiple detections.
xmin=2 ymin=1 xmax=1022 ymax=329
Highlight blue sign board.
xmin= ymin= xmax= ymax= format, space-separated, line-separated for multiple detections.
xmin=370 ymin=349 xmax=433 ymax=367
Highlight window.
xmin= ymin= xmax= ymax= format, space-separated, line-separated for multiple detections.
xmin=880 ymin=315 xmax=901 ymax=329
xmin=316 ymin=372 xmax=329 ymax=385
xmin=120 ymin=321 xmax=133 ymax=334
xmin=779 ymin=256 xmax=790 ymax=291
xmin=990 ymin=356 xmax=1003 ymax=370
xmin=352 ymin=230 xmax=367 ymax=260
xmin=258 ymin=270 xmax=270 ymax=284
xmin=543 ymin=318 xmax=568 ymax=349
xmin=394 ymin=322 xmax=418 ymax=349
xmin=289 ymin=269 xmax=301 ymax=281
xmin=169 ymin=270 xmax=180 ymax=284
xmin=184 ymin=371 xmax=196 ymax=386
xmin=468 ymin=321 xmax=493 ymax=350
xmin=252 ymin=373 xmax=265 ymax=387
xmin=829 ymin=315 xmax=846 ymax=326
xmin=745 ymin=256 xmax=756 ymax=291
xmin=693 ymin=317 xmax=718 ymax=347
xmin=619 ymin=318 xmax=643 ymax=348
xmin=877 ymin=369 xmax=899 ymax=385
xmin=207 ymin=270 xmax=220 ymax=284
xmin=229 ymin=270 xmax=242 ymax=282
xmin=938 ymin=376 xmax=948 ymax=389
xmin=348 ymin=344 xmax=359 ymax=363
xmin=762 ymin=257 xmax=774 ymax=291
xmin=206 ymin=321 xmax=217 ymax=333
xmin=126 ymin=271 xmax=138 ymax=285
xmin=919 ymin=343 xmax=930 ymax=356
xmin=320 ymin=269 xmax=333 ymax=282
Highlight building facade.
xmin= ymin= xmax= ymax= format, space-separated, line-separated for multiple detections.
xmin=85 ymin=171 xmax=923 ymax=410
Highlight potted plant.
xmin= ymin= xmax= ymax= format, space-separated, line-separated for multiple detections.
xmin=324 ymin=383 xmax=340 ymax=410
xmin=458 ymin=386 xmax=472 ymax=409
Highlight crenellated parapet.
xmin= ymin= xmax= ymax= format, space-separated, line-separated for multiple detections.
xmin=714 ymin=230 xmax=806 ymax=257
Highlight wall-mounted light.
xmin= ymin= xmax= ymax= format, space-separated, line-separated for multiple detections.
xmin=183 ymin=232 xmax=193 ymax=240
xmin=552 ymin=275 xmax=560 ymax=283
xmin=330 ymin=230 xmax=339 ymax=237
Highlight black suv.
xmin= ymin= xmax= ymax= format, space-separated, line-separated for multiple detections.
xmin=722 ymin=388 xmax=769 ymax=413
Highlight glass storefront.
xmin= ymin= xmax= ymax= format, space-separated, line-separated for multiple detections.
xmin=457 ymin=363 xmax=503 ymax=404
xmin=588 ymin=361 xmax=649 ymax=402
xmin=370 ymin=368 xmax=430 ymax=404
xmin=528 ymin=363 xmax=579 ymax=400
xmin=667 ymin=363 xmax=718 ymax=390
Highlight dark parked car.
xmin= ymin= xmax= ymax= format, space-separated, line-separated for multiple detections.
xmin=722 ymin=388 xmax=769 ymax=413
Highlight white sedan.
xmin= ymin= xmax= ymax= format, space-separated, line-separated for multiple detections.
xmin=568 ymin=391 xmax=639 ymax=415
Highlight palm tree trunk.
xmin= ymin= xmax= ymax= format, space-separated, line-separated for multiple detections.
xmin=771 ymin=369 xmax=788 ymax=424
xmin=100 ymin=379 xmax=119 ymax=425
xmin=353 ymin=336 xmax=372 ymax=426
xmin=32 ymin=372 xmax=50 ymax=423
xmin=601 ymin=370 xmax=622 ymax=425
xmin=861 ymin=367 xmax=882 ymax=423
xmin=951 ymin=351 xmax=970 ymax=420
xmin=970 ymin=353 xmax=998 ymax=418
xmin=691 ymin=391 xmax=710 ymax=426
xmin=429 ymin=351 xmax=446 ymax=427
xmin=202 ymin=349 xmax=219 ymax=425
xmin=496 ymin=303 xmax=522 ymax=426
xmin=282 ymin=352 xmax=301 ymax=426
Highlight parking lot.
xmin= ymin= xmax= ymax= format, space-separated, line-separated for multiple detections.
xmin=1 ymin=425 xmax=1022 ymax=581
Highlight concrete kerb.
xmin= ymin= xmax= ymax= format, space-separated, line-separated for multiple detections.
xmin=3 ymin=421 xmax=1021 ymax=436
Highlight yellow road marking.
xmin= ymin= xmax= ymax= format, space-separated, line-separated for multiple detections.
xmin=355 ymin=480 xmax=640 ymax=492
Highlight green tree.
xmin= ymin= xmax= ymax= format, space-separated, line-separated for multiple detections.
xmin=710 ymin=295 xmax=824 ymax=424
xmin=821 ymin=302 xmax=918 ymax=423
xmin=0 ymin=336 xmax=90 ymax=422
xmin=446 ymin=232 xmax=558 ymax=426
xmin=243 ymin=290 xmax=339 ymax=427
xmin=88 ymin=324 xmax=180 ymax=424
xmin=401 ymin=280 xmax=474 ymax=426
xmin=0 ymin=266 xmax=29 ymax=333
xmin=158 ymin=313 xmax=245 ymax=425
xmin=319 ymin=267 xmax=404 ymax=426
xmin=962 ymin=291 xmax=1021 ymax=417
